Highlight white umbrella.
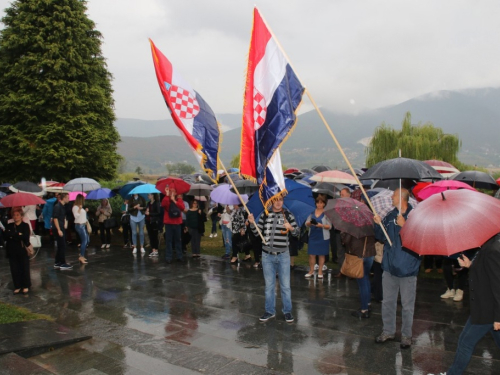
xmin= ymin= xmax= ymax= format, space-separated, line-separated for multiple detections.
xmin=64 ymin=178 xmax=101 ymax=192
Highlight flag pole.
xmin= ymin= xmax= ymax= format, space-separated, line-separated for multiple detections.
xmin=257 ymin=8 xmax=392 ymax=246
xmin=219 ymin=161 xmax=267 ymax=245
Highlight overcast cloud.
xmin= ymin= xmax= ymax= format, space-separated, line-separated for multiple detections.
xmin=1 ymin=0 xmax=500 ymax=120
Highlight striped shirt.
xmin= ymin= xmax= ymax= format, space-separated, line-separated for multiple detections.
xmin=251 ymin=210 xmax=299 ymax=253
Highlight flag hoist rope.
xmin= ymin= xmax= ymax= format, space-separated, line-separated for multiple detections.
xmin=219 ymin=161 xmax=267 ymax=245
xmin=257 ymin=7 xmax=392 ymax=246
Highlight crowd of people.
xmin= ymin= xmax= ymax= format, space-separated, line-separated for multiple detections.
xmin=1 ymin=171 xmax=499 ymax=375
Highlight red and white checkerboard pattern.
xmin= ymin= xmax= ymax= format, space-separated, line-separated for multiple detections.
xmin=253 ymin=89 xmax=267 ymax=130
xmin=169 ymin=85 xmax=200 ymax=119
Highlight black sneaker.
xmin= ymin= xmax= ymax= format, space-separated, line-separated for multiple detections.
xmin=59 ymin=263 xmax=73 ymax=270
xmin=259 ymin=312 xmax=275 ymax=322
xmin=54 ymin=263 xmax=61 ymax=269
xmin=351 ymin=309 xmax=370 ymax=319
xmin=284 ymin=313 xmax=294 ymax=323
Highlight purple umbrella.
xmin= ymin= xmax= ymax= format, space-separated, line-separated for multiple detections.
xmin=210 ymin=184 xmax=248 ymax=205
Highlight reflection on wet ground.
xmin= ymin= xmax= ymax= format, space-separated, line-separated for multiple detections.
xmin=1 ymin=244 xmax=499 ymax=374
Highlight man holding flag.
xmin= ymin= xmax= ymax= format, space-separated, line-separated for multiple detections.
xmin=241 ymin=8 xmax=304 ymax=323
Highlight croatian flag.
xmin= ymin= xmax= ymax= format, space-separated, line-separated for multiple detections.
xmin=240 ymin=8 xmax=305 ymax=211
xmin=149 ymin=39 xmax=221 ymax=181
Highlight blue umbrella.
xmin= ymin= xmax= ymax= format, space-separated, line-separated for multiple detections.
xmin=129 ymin=184 xmax=161 ymax=196
xmin=246 ymin=179 xmax=315 ymax=227
xmin=118 ymin=180 xmax=146 ymax=199
xmin=86 ymin=188 xmax=116 ymax=200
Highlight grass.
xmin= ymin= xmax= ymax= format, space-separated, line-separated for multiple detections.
xmin=0 ymin=302 xmax=53 ymax=325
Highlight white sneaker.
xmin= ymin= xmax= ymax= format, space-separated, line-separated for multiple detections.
xmin=106 ymin=244 xmax=110 ymax=249
xmin=140 ymin=247 xmax=145 ymax=253
xmin=440 ymin=288 xmax=455 ymax=299
xmin=322 ymin=265 xmax=328 ymax=271
xmin=213 ymin=233 xmax=217 ymax=237
xmin=132 ymin=247 xmax=137 ymax=254
xmin=101 ymin=244 xmax=106 ymax=249
xmin=209 ymin=233 xmax=214 ymax=238
xmin=314 ymin=264 xmax=319 ymax=271
xmin=453 ymin=289 xmax=464 ymax=302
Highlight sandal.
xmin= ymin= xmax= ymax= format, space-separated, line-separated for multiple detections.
xmin=253 ymin=262 xmax=260 ymax=268
xmin=305 ymin=273 xmax=314 ymax=278
xmin=22 ymin=288 xmax=29 ymax=294
xmin=13 ymin=289 xmax=21 ymax=295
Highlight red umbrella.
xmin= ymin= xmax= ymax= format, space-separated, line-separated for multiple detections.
xmin=416 ymin=180 xmax=477 ymax=201
xmin=424 ymin=159 xmax=459 ymax=173
xmin=497 ymin=177 xmax=500 ymax=185
xmin=310 ymin=170 xmax=358 ymax=184
xmin=0 ymin=192 xmax=46 ymax=207
xmin=284 ymin=168 xmax=299 ymax=174
xmin=156 ymin=177 xmax=191 ymax=195
xmin=412 ymin=182 xmax=432 ymax=202
xmin=324 ymin=198 xmax=374 ymax=238
xmin=400 ymin=189 xmax=500 ymax=256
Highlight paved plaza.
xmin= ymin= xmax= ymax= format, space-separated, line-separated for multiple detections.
xmin=1 ymin=243 xmax=499 ymax=374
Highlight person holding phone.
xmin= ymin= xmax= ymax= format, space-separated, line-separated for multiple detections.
xmin=305 ymin=196 xmax=331 ymax=279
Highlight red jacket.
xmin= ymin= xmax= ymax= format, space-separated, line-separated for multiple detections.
xmin=161 ymin=196 xmax=185 ymax=225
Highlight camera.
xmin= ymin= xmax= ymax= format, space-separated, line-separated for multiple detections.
xmin=310 ymin=218 xmax=318 ymax=225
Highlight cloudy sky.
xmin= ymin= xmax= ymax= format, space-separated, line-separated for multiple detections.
xmin=1 ymin=0 xmax=500 ymax=120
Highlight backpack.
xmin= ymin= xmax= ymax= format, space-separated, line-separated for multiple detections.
xmin=168 ymin=200 xmax=182 ymax=218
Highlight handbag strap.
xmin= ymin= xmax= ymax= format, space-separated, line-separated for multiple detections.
xmin=362 ymin=237 xmax=367 ymax=257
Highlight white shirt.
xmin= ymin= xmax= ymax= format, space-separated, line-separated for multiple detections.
xmin=23 ymin=205 xmax=37 ymax=221
xmin=220 ymin=205 xmax=234 ymax=228
xmin=72 ymin=205 xmax=87 ymax=224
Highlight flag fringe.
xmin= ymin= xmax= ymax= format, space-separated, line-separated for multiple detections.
xmin=259 ymin=177 xmax=288 ymax=214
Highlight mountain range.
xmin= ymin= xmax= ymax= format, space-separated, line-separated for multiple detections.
xmin=116 ymin=87 xmax=500 ymax=173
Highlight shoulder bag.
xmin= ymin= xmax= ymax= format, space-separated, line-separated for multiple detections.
xmin=341 ymin=237 xmax=367 ymax=279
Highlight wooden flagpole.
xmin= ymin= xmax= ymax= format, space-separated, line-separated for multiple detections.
xmin=219 ymin=161 xmax=267 ymax=245
xmin=257 ymin=8 xmax=392 ymax=246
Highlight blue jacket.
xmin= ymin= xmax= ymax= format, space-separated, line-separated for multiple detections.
xmin=42 ymin=198 xmax=57 ymax=230
xmin=374 ymin=206 xmax=421 ymax=277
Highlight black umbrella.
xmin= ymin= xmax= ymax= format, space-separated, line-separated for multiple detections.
xmin=229 ymin=179 xmax=259 ymax=196
xmin=452 ymin=171 xmax=499 ymax=190
xmin=311 ymin=182 xmax=348 ymax=199
xmin=9 ymin=181 xmax=43 ymax=196
xmin=341 ymin=168 xmax=365 ymax=176
xmin=362 ymin=157 xmax=442 ymax=181
xmin=312 ymin=165 xmax=332 ymax=173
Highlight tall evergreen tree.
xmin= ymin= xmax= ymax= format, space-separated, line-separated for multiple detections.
xmin=365 ymin=112 xmax=462 ymax=167
xmin=0 ymin=0 xmax=120 ymax=182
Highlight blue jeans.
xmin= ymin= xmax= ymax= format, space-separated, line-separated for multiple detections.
xmin=262 ymin=251 xmax=292 ymax=315
xmin=448 ymin=317 xmax=500 ymax=374
xmin=130 ymin=219 xmax=145 ymax=247
xmin=165 ymin=224 xmax=182 ymax=261
xmin=221 ymin=225 xmax=232 ymax=256
xmin=74 ymin=224 xmax=89 ymax=257
xmin=356 ymin=256 xmax=374 ymax=311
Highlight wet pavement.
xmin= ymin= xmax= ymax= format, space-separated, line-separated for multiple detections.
xmin=1 ymin=243 xmax=499 ymax=374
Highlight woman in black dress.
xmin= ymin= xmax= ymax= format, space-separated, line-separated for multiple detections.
xmin=5 ymin=207 xmax=31 ymax=294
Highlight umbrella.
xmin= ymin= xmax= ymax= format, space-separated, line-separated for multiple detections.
xmin=369 ymin=189 xmax=418 ymax=219
xmin=64 ymin=178 xmax=101 ymax=192
xmin=188 ymin=183 xmax=214 ymax=197
xmin=424 ymin=160 xmax=460 ymax=176
xmin=372 ymin=178 xmax=416 ymax=191
xmin=416 ymin=180 xmax=477 ymax=201
xmin=497 ymin=177 xmax=500 ymax=185
xmin=311 ymin=182 xmax=344 ymax=199
xmin=246 ymin=179 xmax=314 ymax=227
xmin=0 ymin=192 xmax=46 ymax=207
xmin=324 ymin=198 xmax=374 ymax=238
xmin=411 ymin=182 xmax=432 ymax=202
xmin=311 ymin=165 xmax=332 ymax=173
xmin=294 ymin=173 xmax=316 ymax=185
xmin=39 ymin=180 xmax=59 ymax=187
xmin=0 ymin=191 xmax=6 ymax=198
xmin=310 ymin=170 xmax=358 ymax=184
xmin=229 ymin=179 xmax=259 ymax=196
xmin=341 ymin=168 xmax=365 ymax=176
xmin=9 ymin=181 xmax=44 ymax=196
xmin=284 ymin=168 xmax=300 ymax=175
xmin=400 ymin=189 xmax=500 ymax=256
xmin=362 ymin=157 xmax=442 ymax=181
xmin=198 ymin=174 xmax=215 ymax=185
xmin=156 ymin=177 xmax=191 ymax=195
xmin=227 ymin=167 xmax=239 ymax=173
xmin=452 ymin=171 xmax=499 ymax=190
xmin=86 ymin=188 xmax=116 ymax=200
xmin=0 ymin=183 xmax=12 ymax=188
xmin=210 ymin=184 xmax=248 ymax=205
xmin=68 ymin=191 xmax=87 ymax=201
xmin=118 ymin=180 xmax=146 ymax=198
xmin=129 ymin=184 xmax=161 ymax=196
xmin=300 ymin=168 xmax=317 ymax=175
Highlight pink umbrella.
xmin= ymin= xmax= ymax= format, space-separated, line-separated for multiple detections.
xmin=310 ymin=170 xmax=358 ymax=184
xmin=69 ymin=191 xmax=87 ymax=201
xmin=416 ymin=180 xmax=477 ymax=200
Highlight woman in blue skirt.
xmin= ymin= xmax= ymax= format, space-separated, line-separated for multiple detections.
xmin=305 ymin=196 xmax=331 ymax=279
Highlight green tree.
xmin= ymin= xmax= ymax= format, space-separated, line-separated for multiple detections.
xmin=365 ymin=112 xmax=462 ymax=167
xmin=0 ymin=0 xmax=120 ymax=182
xmin=230 ymin=154 xmax=240 ymax=169
xmin=135 ymin=166 xmax=143 ymax=175
xmin=166 ymin=162 xmax=195 ymax=175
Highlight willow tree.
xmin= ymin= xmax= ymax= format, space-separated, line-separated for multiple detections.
xmin=0 ymin=0 xmax=120 ymax=182
xmin=365 ymin=112 xmax=462 ymax=167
